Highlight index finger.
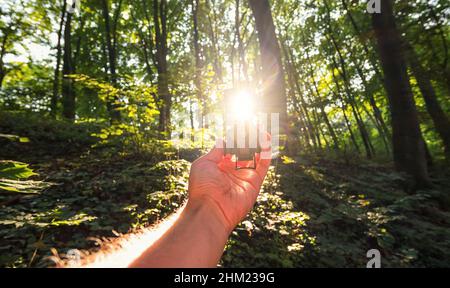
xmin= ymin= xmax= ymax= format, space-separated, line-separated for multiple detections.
xmin=254 ymin=133 xmax=272 ymax=186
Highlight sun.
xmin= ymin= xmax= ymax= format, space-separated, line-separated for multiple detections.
xmin=229 ymin=89 xmax=255 ymax=122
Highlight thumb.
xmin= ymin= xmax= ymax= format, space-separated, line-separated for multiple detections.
xmin=202 ymin=145 xmax=224 ymax=163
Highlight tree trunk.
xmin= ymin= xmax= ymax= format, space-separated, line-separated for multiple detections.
xmin=154 ymin=0 xmax=171 ymax=137
xmin=205 ymin=0 xmax=223 ymax=83
xmin=304 ymin=50 xmax=340 ymax=152
xmin=192 ymin=0 xmax=206 ymax=130
xmin=62 ymin=10 xmax=75 ymax=120
xmin=426 ymin=3 xmax=449 ymax=84
xmin=323 ymin=0 xmax=374 ymax=158
xmin=311 ymin=107 xmax=323 ymax=150
xmin=101 ymin=0 xmax=122 ymax=123
xmin=327 ymin=34 xmax=375 ymax=159
xmin=235 ymin=0 xmax=249 ymax=83
xmin=372 ymin=0 xmax=430 ymax=188
xmin=281 ymin=41 xmax=316 ymax=150
xmin=404 ymin=40 xmax=450 ymax=160
xmin=341 ymin=0 xmax=392 ymax=153
xmin=51 ymin=0 xmax=67 ymax=118
xmin=189 ymin=98 xmax=195 ymax=142
xmin=0 ymin=73 xmax=5 ymax=89
xmin=73 ymin=16 xmax=84 ymax=71
xmin=0 ymin=29 xmax=11 ymax=89
xmin=328 ymin=62 xmax=361 ymax=153
xmin=248 ymin=0 xmax=287 ymax=137
xmin=343 ymin=40 xmax=391 ymax=154
xmin=341 ymin=0 xmax=384 ymax=81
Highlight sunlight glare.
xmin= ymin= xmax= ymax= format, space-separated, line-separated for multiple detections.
xmin=230 ymin=90 xmax=255 ymax=122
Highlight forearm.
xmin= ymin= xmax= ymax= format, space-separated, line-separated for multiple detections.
xmin=128 ymin=199 xmax=231 ymax=268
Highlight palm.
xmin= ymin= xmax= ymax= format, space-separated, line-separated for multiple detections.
xmin=188 ymin=147 xmax=271 ymax=230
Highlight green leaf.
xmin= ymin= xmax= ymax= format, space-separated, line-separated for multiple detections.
xmin=0 ymin=184 xmax=20 ymax=192
xmin=0 ymin=161 xmax=37 ymax=180
xmin=0 ymin=179 xmax=49 ymax=194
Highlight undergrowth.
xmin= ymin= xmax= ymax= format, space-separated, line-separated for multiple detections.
xmin=0 ymin=112 xmax=449 ymax=267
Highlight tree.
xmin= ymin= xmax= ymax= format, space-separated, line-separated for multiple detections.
xmin=51 ymin=0 xmax=67 ymax=118
xmin=280 ymin=39 xmax=317 ymax=150
xmin=62 ymin=4 xmax=75 ymax=120
xmin=101 ymin=0 xmax=123 ymax=123
xmin=0 ymin=26 xmax=12 ymax=89
xmin=0 ymin=4 xmax=27 ymax=89
xmin=205 ymin=0 xmax=223 ymax=83
xmin=323 ymin=0 xmax=375 ymax=159
xmin=192 ymin=0 xmax=205 ymax=129
xmin=372 ymin=0 xmax=430 ymax=187
xmin=248 ymin=0 xmax=287 ymax=139
xmin=403 ymin=40 xmax=450 ymax=160
xmin=153 ymin=0 xmax=170 ymax=136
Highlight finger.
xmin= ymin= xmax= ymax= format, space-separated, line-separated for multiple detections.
xmin=202 ymin=139 xmax=225 ymax=163
xmin=258 ymin=131 xmax=272 ymax=162
xmin=255 ymin=155 xmax=271 ymax=184
xmin=255 ymin=132 xmax=272 ymax=185
xmin=260 ymin=131 xmax=272 ymax=153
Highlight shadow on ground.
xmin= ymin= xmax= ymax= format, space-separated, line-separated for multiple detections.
xmin=222 ymin=155 xmax=450 ymax=267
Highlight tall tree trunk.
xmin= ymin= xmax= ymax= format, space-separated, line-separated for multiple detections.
xmin=328 ymin=39 xmax=374 ymax=158
xmin=422 ymin=32 xmax=450 ymax=95
xmin=404 ymin=40 xmax=450 ymax=159
xmin=51 ymin=0 xmax=67 ymax=118
xmin=0 ymin=73 xmax=5 ymax=89
xmin=343 ymin=39 xmax=391 ymax=154
xmin=73 ymin=16 xmax=84 ymax=71
xmin=0 ymin=29 xmax=11 ymax=89
xmin=426 ymin=3 xmax=449 ymax=79
xmin=341 ymin=0 xmax=392 ymax=153
xmin=320 ymin=101 xmax=339 ymax=152
xmin=248 ymin=0 xmax=287 ymax=145
xmin=281 ymin=41 xmax=316 ymax=150
xmin=323 ymin=0 xmax=374 ymax=158
xmin=311 ymin=107 xmax=323 ymax=150
xmin=192 ymin=0 xmax=206 ymax=129
xmin=235 ymin=0 xmax=249 ymax=83
xmin=153 ymin=0 xmax=171 ymax=137
xmin=189 ymin=98 xmax=195 ymax=142
xmin=62 ymin=11 xmax=75 ymax=120
xmin=341 ymin=0 xmax=392 ymax=154
xmin=101 ymin=0 xmax=122 ymax=123
xmin=205 ymin=0 xmax=222 ymax=83
xmin=341 ymin=0 xmax=384 ymax=81
xmin=372 ymin=0 xmax=430 ymax=188
xmin=304 ymin=50 xmax=340 ymax=152
xmin=328 ymin=63 xmax=361 ymax=153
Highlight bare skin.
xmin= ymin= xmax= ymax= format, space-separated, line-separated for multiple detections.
xmin=71 ymin=139 xmax=271 ymax=268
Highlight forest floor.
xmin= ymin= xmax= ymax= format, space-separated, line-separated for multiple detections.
xmin=1 ymin=111 xmax=449 ymax=268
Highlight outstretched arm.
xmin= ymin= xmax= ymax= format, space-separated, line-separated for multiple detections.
xmin=72 ymin=141 xmax=271 ymax=268
xmin=129 ymin=197 xmax=230 ymax=267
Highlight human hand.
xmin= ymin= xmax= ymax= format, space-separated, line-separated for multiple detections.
xmin=187 ymin=135 xmax=272 ymax=235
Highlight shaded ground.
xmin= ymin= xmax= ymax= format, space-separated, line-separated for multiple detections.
xmin=223 ymin=156 xmax=450 ymax=267
xmin=1 ymin=112 xmax=449 ymax=267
